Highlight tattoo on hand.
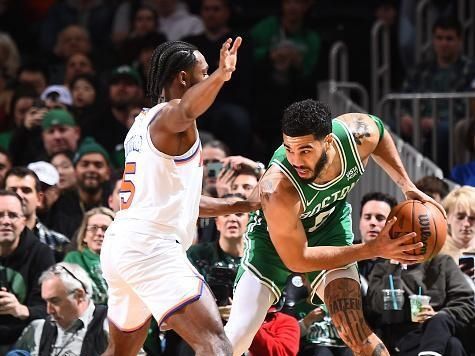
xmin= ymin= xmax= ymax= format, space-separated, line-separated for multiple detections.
xmin=352 ymin=117 xmax=370 ymax=145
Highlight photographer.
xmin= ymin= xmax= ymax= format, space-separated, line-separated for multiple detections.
xmin=188 ymin=193 xmax=249 ymax=320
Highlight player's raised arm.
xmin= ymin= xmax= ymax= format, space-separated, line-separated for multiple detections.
xmin=151 ymin=37 xmax=242 ymax=135
xmin=262 ymin=171 xmax=423 ymax=272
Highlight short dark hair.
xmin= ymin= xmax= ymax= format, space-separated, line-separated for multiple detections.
xmin=360 ymin=192 xmax=397 ymax=216
xmin=5 ymin=167 xmax=42 ymax=193
xmin=281 ymin=99 xmax=332 ymax=140
xmin=17 ymin=62 xmax=49 ymax=81
xmin=432 ymin=16 xmax=462 ymax=37
xmin=203 ymin=139 xmax=230 ymax=156
xmin=147 ymin=41 xmax=198 ymax=105
xmin=236 ymin=165 xmax=260 ymax=180
xmin=415 ymin=175 xmax=450 ymax=200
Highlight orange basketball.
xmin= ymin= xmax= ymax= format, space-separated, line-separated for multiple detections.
xmin=387 ymin=200 xmax=447 ymax=261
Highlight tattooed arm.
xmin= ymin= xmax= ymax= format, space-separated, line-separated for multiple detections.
xmin=261 ymin=166 xmax=422 ymax=272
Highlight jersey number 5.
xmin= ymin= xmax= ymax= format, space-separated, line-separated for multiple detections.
xmin=119 ymin=162 xmax=136 ymax=210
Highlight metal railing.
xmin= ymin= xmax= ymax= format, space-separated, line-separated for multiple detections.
xmin=415 ymin=0 xmax=435 ymax=64
xmin=371 ymin=20 xmax=391 ymax=113
xmin=329 ymin=41 xmax=349 ymax=83
xmin=458 ymin=0 xmax=475 ymax=57
xmin=318 ymin=83 xmax=444 ymax=234
xmin=377 ymin=92 xmax=475 ymax=170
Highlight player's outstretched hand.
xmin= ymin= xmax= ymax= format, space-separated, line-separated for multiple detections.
xmin=366 ymin=216 xmax=425 ymax=265
xmin=219 ymin=37 xmax=242 ymax=81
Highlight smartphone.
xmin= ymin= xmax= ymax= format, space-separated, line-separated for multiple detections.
xmin=459 ymin=256 xmax=475 ymax=277
xmin=206 ymin=161 xmax=223 ymax=178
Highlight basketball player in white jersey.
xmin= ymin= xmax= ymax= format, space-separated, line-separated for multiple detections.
xmin=100 ymin=38 xmax=242 ymax=356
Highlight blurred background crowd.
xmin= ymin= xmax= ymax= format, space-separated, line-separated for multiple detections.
xmin=0 ymin=0 xmax=475 ymax=355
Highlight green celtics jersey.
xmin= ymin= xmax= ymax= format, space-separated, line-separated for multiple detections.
xmin=247 ymin=118 xmax=364 ymax=243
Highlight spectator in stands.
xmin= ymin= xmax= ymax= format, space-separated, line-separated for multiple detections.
xmin=41 ymin=109 xmax=81 ymax=159
xmin=118 ymin=5 xmax=167 ymax=67
xmin=365 ymin=254 xmax=474 ymax=355
xmin=17 ymin=64 xmax=48 ymax=96
xmin=40 ymin=85 xmax=73 ymax=110
xmin=155 ymin=0 xmax=204 ymax=41
xmin=95 ymin=66 xmax=144 ymax=158
xmin=0 ymin=33 xmax=20 ymax=130
xmin=415 ymin=175 xmax=450 ymax=203
xmin=107 ymin=176 xmax=121 ymax=213
xmin=0 ymin=190 xmax=55 ymax=353
xmin=0 ymin=147 xmax=12 ymax=186
xmin=64 ymin=207 xmax=115 ymax=305
xmin=400 ymin=16 xmax=475 ymax=174
xmin=358 ymin=192 xmax=397 ymax=282
xmin=439 ymin=186 xmax=475 ymax=263
xmin=215 ymin=156 xmax=263 ymax=198
xmin=9 ymin=262 xmax=108 ymax=355
xmin=50 ymin=151 xmax=77 ymax=193
xmin=0 ymin=86 xmax=38 ymax=151
xmin=69 ymin=73 xmax=104 ymax=141
xmin=183 ymin=0 xmax=254 ymax=156
xmin=45 ymin=137 xmax=111 ymax=239
xmin=251 ymin=0 xmax=321 ymax=158
xmin=40 ymin=2 xmax=114 ymax=54
xmin=285 ymin=273 xmax=350 ymax=356
xmin=5 ymin=167 xmax=70 ymax=262
xmin=47 ymin=25 xmax=93 ymax=85
xmin=202 ymin=139 xmax=230 ymax=198
xmin=27 ymin=160 xmax=62 ymax=217
xmin=248 ymin=306 xmax=300 ymax=356
xmin=64 ymin=53 xmax=96 ymax=87
xmin=451 ymin=111 xmax=475 ymax=186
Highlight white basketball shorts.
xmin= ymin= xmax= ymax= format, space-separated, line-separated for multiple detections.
xmin=101 ymin=220 xmax=204 ymax=331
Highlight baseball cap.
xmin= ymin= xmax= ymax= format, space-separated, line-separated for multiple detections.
xmin=40 ymin=85 xmax=73 ymax=106
xmin=42 ymin=109 xmax=77 ymax=130
xmin=110 ymin=65 xmax=142 ymax=86
xmin=27 ymin=161 xmax=60 ymax=186
xmin=73 ymin=137 xmax=111 ymax=165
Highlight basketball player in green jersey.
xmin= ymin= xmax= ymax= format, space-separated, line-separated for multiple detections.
xmin=224 ymin=99 xmax=443 ymax=356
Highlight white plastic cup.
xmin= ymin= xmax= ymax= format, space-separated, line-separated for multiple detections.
xmin=382 ymin=289 xmax=405 ymax=310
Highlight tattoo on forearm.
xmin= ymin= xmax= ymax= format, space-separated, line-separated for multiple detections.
xmin=372 ymin=343 xmax=387 ymax=356
xmin=352 ymin=117 xmax=371 ymax=145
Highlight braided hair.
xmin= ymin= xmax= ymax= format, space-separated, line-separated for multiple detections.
xmin=147 ymin=41 xmax=198 ymax=105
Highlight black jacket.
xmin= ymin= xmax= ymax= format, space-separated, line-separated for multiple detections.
xmin=0 ymin=228 xmax=55 ymax=345
xmin=365 ymin=254 xmax=475 ymax=328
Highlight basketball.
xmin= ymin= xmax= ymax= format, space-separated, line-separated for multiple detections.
xmin=388 ymin=200 xmax=447 ymax=261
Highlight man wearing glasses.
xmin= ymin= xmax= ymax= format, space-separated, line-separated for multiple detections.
xmin=0 ymin=190 xmax=55 ymax=354
xmin=9 ymin=262 xmax=111 ymax=356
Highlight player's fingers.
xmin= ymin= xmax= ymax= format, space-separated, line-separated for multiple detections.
xmin=382 ymin=216 xmax=397 ymax=231
xmin=394 ymin=232 xmax=417 ymax=245
xmin=230 ymin=36 xmax=242 ymax=55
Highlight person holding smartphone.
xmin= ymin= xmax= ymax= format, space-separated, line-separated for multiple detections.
xmin=440 ymin=186 xmax=475 ymax=282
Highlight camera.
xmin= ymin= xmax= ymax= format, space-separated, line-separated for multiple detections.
xmin=32 ymin=99 xmax=47 ymax=109
xmin=207 ymin=264 xmax=237 ymax=306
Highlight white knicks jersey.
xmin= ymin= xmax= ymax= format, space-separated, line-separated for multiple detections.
xmin=114 ymin=102 xmax=203 ymax=249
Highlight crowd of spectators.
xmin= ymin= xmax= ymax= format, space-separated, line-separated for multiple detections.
xmin=0 ymin=0 xmax=474 ymax=355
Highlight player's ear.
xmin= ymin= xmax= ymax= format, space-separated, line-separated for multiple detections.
xmin=324 ymin=134 xmax=333 ymax=149
xmin=178 ymin=71 xmax=188 ymax=87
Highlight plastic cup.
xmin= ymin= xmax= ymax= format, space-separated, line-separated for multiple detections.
xmin=382 ymin=289 xmax=405 ymax=310
xmin=409 ymin=295 xmax=431 ymax=322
